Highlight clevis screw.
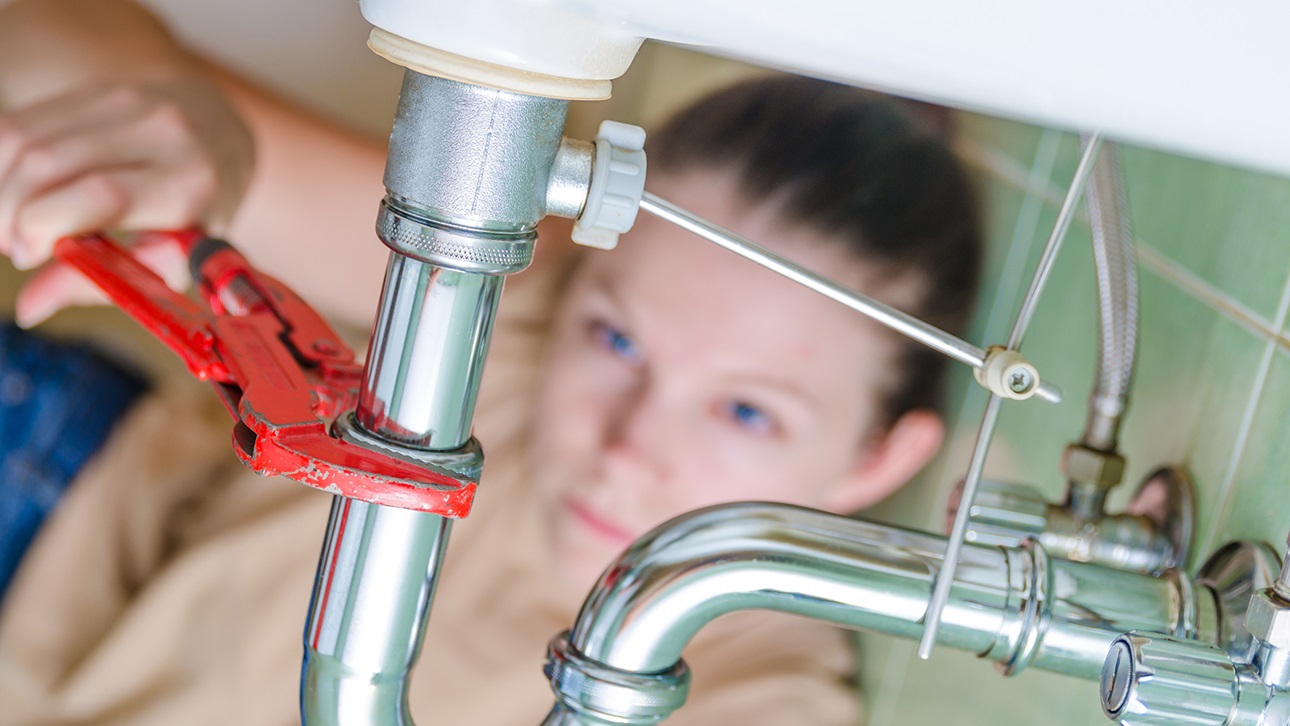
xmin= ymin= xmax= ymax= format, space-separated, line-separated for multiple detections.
xmin=1008 ymin=368 xmax=1034 ymax=394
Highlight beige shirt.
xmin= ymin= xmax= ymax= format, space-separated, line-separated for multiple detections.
xmin=0 ymin=259 xmax=859 ymax=725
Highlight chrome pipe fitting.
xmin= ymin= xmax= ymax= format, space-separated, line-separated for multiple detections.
xmin=543 ymin=502 xmax=1218 ymax=724
xmin=545 ymin=138 xmax=594 ymax=220
xmin=302 ymin=498 xmax=452 ymax=726
xmin=1100 ymin=540 xmax=1286 ymax=725
xmin=376 ymin=198 xmax=536 ymax=275
xmin=1102 ymin=632 xmax=1248 ymax=725
xmin=965 ymin=468 xmax=1195 ymax=575
xmin=302 ymin=69 xmax=575 ymax=725
xmin=383 ymin=73 xmax=569 ymax=229
xmin=356 ymin=254 xmax=503 ymax=449
xmin=1101 ymin=632 xmax=1290 ymax=726
xmin=543 ymin=630 xmax=690 ymax=726
xmin=332 ymin=411 xmax=484 ymax=482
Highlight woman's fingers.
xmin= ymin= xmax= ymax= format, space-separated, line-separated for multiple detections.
xmin=13 ymin=165 xmax=213 ymax=268
xmin=0 ymin=102 xmax=158 ymax=243
xmin=0 ymin=79 xmax=252 ymax=270
xmin=7 ymin=171 xmax=128 ymax=268
xmin=15 ymin=233 xmax=190 ymax=328
xmin=0 ymin=85 xmax=153 ymax=218
xmin=0 ymin=94 xmax=215 ymax=266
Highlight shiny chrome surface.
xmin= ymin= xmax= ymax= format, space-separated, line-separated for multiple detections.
xmin=1101 ymin=632 xmax=1240 ymax=725
xmin=377 ymin=199 xmax=536 ymax=275
xmin=1197 ymin=541 xmax=1282 ymax=663
xmin=546 ymin=502 xmax=1208 ymax=724
xmin=357 ymin=253 xmax=502 ymax=449
xmin=636 ymin=193 xmax=1061 ymax=406
xmin=303 ymin=73 xmax=571 ymax=724
xmin=966 ymin=468 xmax=1195 ymax=574
xmin=383 ymin=71 xmax=569 ymax=229
xmin=1245 ymin=538 xmax=1290 ymax=689
xmin=302 ymin=252 xmax=499 ymax=723
xmin=543 ymin=630 xmax=689 ymax=726
xmin=962 ymin=479 xmax=1049 ymax=548
xmin=302 ymin=499 xmax=452 ymax=726
xmin=1101 ymin=629 xmax=1290 ymax=725
xmin=1101 ymin=542 xmax=1290 ymax=725
xmin=545 ymin=137 xmax=594 ymax=219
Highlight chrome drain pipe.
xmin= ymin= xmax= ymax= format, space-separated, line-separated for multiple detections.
xmin=301 ymin=70 xmax=570 ymax=725
xmin=542 ymin=502 xmax=1217 ymax=725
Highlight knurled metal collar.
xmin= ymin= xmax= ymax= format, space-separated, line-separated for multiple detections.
xmin=377 ymin=198 xmax=535 ymax=275
xmin=545 ymin=631 xmax=691 ymax=724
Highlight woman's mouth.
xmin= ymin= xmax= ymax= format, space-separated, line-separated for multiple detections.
xmin=564 ymin=497 xmax=633 ymax=545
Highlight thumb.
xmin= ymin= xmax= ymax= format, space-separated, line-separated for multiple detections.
xmin=15 ymin=262 xmax=108 ymax=327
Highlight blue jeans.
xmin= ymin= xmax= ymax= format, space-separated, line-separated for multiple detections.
xmin=0 ymin=324 xmax=147 ymax=599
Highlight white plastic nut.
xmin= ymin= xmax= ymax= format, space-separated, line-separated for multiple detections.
xmin=571 ymin=120 xmax=647 ymax=250
xmin=974 ymin=346 xmax=1040 ymax=400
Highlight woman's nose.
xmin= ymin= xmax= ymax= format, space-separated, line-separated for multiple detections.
xmin=601 ymin=379 xmax=675 ymax=476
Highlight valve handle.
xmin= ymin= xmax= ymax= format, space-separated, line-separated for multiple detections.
xmin=1101 ymin=632 xmax=1238 ymax=725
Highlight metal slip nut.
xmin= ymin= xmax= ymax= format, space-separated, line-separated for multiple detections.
xmin=545 ymin=630 xmax=690 ymax=724
xmin=1063 ymin=443 xmax=1126 ymax=491
xmin=376 ymin=200 xmax=535 ymax=275
xmin=1246 ymin=590 xmax=1290 ymax=649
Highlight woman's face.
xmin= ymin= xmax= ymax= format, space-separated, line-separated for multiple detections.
xmin=529 ymin=169 xmax=923 ymax=588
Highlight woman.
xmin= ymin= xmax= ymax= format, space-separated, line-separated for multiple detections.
xmin=0 ymin=1 xmax=980 ymax=722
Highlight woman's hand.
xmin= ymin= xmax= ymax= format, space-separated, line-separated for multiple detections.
xmin=0 ymin=74 xmax=254 ymax=325
xmin=0 ymin=0 xmax=393 ymax=330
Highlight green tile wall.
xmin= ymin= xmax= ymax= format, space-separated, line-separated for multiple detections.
xmin=863 ymin=117 xmax=1290 ymax=726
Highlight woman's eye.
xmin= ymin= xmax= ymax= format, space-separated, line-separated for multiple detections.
xmin=723 ymin=401 xmax=776 ymax=435
xmin=592 ymin=322 xmax=640 ymax=363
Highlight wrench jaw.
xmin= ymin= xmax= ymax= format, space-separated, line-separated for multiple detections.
xmin=53 ymin=230 xmax=479 ymax=518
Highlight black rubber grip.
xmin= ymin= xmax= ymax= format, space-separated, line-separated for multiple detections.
xmin=186 ymin=237 xmax=233 ymax=282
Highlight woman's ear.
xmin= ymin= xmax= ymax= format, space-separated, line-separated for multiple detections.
xmin=822 ymin=409 xmax=944 ymax=514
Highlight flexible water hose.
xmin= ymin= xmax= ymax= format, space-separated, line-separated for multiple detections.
xmin=1082 ymin=139 xmax=1139 ymax=453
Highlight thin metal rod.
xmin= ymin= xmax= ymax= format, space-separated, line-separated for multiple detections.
xmin=639 ymin=193 xmax=1062 ymax=405
xmin=919 ymin=133 xmax=1106 ymax=659
xmin=917 ymin=393 xmax=1003 ymax=659
xmin=1007 ymin=133 xmax=1104 ymax=351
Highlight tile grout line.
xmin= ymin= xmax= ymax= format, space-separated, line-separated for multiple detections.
xmin=1136 ymin=243 xmax=1281 ymax=344
xmin=927 ymin=127 xmax=1063 ymax=531
xmin=866 ymin=131 xmax=1060 ymax=726
xmin=1197 ymin=261 xmax=1290 ymax=557
xmin=967 ymin=132 xmax=1290 ymax=355
xmin=958 ymin=134 xmax=1061 ymax=206
xmin=865 ymin=643 xmax=916 ymax=726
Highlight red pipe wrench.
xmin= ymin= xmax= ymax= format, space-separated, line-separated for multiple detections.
xmin=53 ymin=230 xmax=476 ymax=517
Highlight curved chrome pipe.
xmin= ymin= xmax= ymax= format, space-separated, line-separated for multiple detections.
xmin=544 ymin=503 xmax=1214 ymax=725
